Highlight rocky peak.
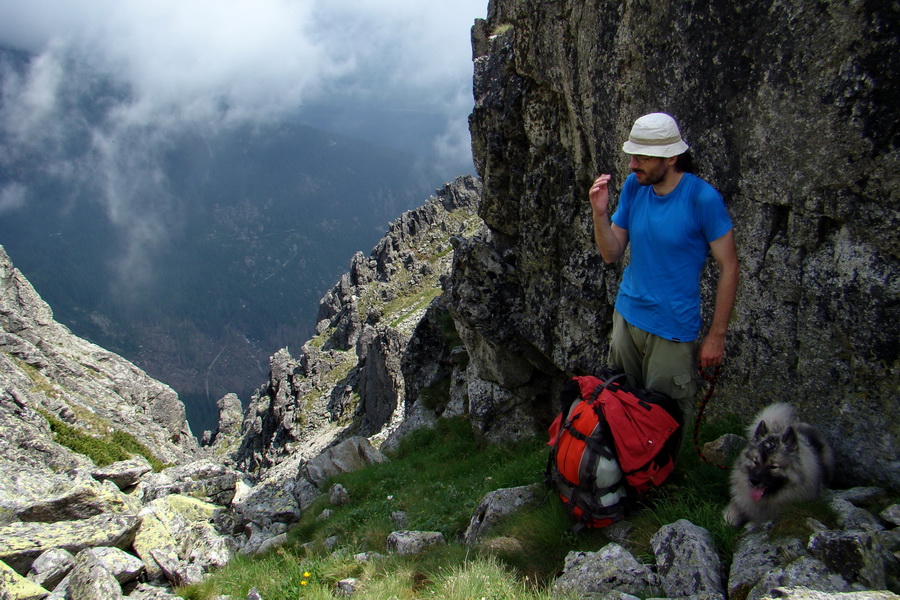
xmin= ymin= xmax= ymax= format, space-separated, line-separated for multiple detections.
xmin=229 ymin=175 xmax=483 ymax=479
xmin=0 ymin=245 xmax=198 ymax=469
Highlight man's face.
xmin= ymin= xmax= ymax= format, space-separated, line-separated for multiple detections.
xmin=628 ymin=155 xmax=670 ymax=186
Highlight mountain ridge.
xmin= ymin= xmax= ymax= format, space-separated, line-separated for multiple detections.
xmin=0 ymin=43 xmax=463 ymax=432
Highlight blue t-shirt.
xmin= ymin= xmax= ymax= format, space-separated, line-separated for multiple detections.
xmin=611 ymin=172 xmax=732 ymax=342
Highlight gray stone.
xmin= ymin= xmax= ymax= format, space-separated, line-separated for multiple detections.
xmin=463 ymin=483 xmax=542 ymax=543
xmin=231 ymin=474 xmax=302 ymax=530
xmin=329 ymin=483 xmax=350 ymax=506
xmin=747 ymin=556 xmax=854 ymax=600
xmin=336 ymin=577 xmax=361 ymax=596
xmin=183 ymin=521 xmax=234 ymax=570
xmin=254 ymin=533 xmax=288 ymax=555
xmin=832 ymin=487 xmax=890 ymax=508
xmin=701 ymin=433 xmax=747 ymax=467
xmin=650 ymin=519 xmax=725 ymax=599
xmin=91 ymin=457 xmax=153 ymax=490
xmin=385 ymin=530 xmax=446 ymax=556
xmin=809 ymin=530 xmax=887 ymax=590
xmin=391 ymin=510 xmax=407 ymax=529
xmin=0 ymin=514 xmax=139 ymax=575
xmin=25 ymin=547 xmax=75 ymax=590
xmin=880 ymin=505 xmax=900 ymax=528
xmin=759 ymin=589 xmax=900 ymax=599
xmin=0 ymin=558 xmax=49 ymax=600
xmin=239 ymin=522 xmax=289 ymax=556
xmin=0 ymin=467 xmax=139 ymax=524
xmin=831 ymin=498 xmax=886 ymax=533
xmin=128 ymin=583 xmax=188 ymax=599
xmin=149 ymin=547 xmax=203 ymax=587
xmin=303 ymin=437 xmax=388 ymax=488
xmin=551 ymin=543 xmax=662 ymax=598
xmin=138 ymin=459 xmax=241 ymax=506
xmin=83 ymin=547 xmax=144 ymax=585
xmin=728 ymin=530 xmax=807 ymax=600
xmin=67 ymin=549 xmax=124 ymax=600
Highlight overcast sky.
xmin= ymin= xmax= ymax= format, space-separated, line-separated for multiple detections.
xmin=0 ymin=0 xmax=485 ymax=159
xmin=0 ymin=0 xmax=487 ymax=285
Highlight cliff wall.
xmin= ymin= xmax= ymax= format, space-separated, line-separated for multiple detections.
xmin=0 ymin=246 xmax=198 ymax=469
xmin=450 ymin=0 xmax=898 ymax=487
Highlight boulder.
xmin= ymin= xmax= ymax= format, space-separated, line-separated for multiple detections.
xmin=25 ymin=547 xmax=75 ymax=591
xmin=66 ymin=549 xmax=124 ymax=600
xmin=91 ymin=456 xmax=154 ymax=490
xmin=386 ymin=531 xmax=446 ymax=556
xmin=651 ymin=519 xmax=725 ymax=599
xmin=0 ymin=559 xmax=49 ymax=600
xmin=0 ymin=514 xmax=139 ymax=575
xmin=464 ymin=484 xmax=542 ymax=544
xmin=302 ymin=437 xmax=388 ymax=488
xmin=552 ymin=543 xmax=662 ymax=598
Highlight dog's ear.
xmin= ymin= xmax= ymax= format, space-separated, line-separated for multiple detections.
xmin=781 ymin=426 xmax=798 ymax=451
xmin=753 ymin=420 xmax=769 ymax=440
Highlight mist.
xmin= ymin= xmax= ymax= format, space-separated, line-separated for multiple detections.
xmin=0 ymin=0 xmax=483 ymax=287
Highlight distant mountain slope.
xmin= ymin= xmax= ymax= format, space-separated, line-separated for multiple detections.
xmin=0 ymin=45 xmax=461 ymax=432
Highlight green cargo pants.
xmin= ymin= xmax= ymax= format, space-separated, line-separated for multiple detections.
xmin=607 ymin=310 xmax=699 ymax=423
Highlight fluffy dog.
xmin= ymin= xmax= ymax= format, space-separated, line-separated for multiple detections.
xmin=724 ymin=403 xmax=834 ymax=527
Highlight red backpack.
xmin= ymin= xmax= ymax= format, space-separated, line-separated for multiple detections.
xmin=546 ymin=371 xmax=682 ymax=530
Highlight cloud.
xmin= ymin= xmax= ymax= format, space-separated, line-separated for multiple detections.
xmin=0 ymin=0 xmax=484 ymax=288
xmin=0 ymin=0 xmax=484 ymax=127
xmin=0 ymin=182 xmax=27 ymax=214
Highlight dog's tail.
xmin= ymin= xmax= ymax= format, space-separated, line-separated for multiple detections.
xmin=749 ymin=403 xmax=796 ymax=438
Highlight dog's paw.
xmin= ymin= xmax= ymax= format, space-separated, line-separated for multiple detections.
xmin=723 ymin=503 xmax=746 ymax=528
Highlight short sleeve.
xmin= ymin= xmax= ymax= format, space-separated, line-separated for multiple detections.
xmin=696 ymin=185 xmax=732 ymax=242
xmin=611 ymin=174 xmax=637 ymax=230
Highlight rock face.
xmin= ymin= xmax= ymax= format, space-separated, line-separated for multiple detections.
xmin=231 ymin=176 xmax=483 ymax=480
xmin=449 ymin=0 xmax=898 ymax=488
xmin=0 ymin=246 xmax=198 ymax=469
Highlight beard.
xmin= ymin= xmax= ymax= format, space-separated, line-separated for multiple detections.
xmin=632 ymin=163 xmax=667 ymax=186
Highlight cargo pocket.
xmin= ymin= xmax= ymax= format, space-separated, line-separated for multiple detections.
xmin=673 ymin=371 xmax=696 ymax=391
xmin=672 ymin=371 xmax=699 ymax=425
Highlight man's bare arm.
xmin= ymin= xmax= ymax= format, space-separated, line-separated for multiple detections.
xmin=699 ymin=229 xmax=739 ymax=367
xmin=589 ymin=174 xmax=629 ymax=263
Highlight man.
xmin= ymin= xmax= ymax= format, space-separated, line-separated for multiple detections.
xmin=589 ymin=112 xmax=739 ymax=421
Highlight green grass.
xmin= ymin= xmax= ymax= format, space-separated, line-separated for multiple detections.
xmin=39 ymin=409 xmax=170 ymax=471
xmin=180 ymin=414 xmax=753 ymax=599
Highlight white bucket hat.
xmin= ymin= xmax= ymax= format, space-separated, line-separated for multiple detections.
xmin=622 ymin=113 xmax=690 ymax=158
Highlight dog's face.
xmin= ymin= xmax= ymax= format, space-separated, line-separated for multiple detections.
xmin=740 ymin=421 xmax=799 ymax=501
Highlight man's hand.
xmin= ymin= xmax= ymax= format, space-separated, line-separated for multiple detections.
xmin=589 ymin=174 xmax=612 ymax=214
xmin=589 ymin=173 xmax=628 ymax=263
xmin=698 ymin=332 xmax=725 ymax=368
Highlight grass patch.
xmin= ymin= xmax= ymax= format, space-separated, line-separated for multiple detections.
xmin=769 ymin=498 xmax=839 ymax=539
xmin=14 ymin=357 xmax=60 ymax=398
xmin=294 ymin=417 xmax=548 ymax=550
xmin=180 ymin=413 xmax=762 ymax=599
xmin=39 ymin=409 xmax=169 ymax=471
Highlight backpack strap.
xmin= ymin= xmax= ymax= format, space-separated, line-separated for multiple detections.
xmin=588 ymin=374 xmax=627 ymax=404
xmin=562 ymin=412 xmax=617 ymax=460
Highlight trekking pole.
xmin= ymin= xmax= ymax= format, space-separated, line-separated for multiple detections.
xmin=692 ymin=364 xmax=728 ymax=469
